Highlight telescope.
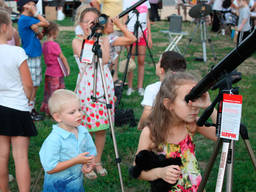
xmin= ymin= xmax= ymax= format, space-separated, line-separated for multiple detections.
xmin=185 ymin=27 xmax=256 ymax=103
xmin=118 ymin=0 xmax=147 ymax=18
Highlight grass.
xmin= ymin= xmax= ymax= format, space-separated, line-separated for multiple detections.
xmin=9 ymin=19 xmax=256 ymax=192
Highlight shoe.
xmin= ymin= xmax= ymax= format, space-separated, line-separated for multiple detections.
xmin=138 ymin=88 xmax=144 ymax=96
xmin=126 ymin=88 xmax=135 ymax=96
xmin=9 ymin=174 xmax=14 ymax=182
xmin=85 ymin=170 xmax=97 ymax=179
xmin=95 ymin=163 xmax=107 ymax=176
xmin=57 ymin=10 xmax=65 ymax=21
xmin=31 ymin=109 xmax=44 ymax=121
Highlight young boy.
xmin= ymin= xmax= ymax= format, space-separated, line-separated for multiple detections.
xmin=39 ymin=89 xmax=97 ymax=191
xmin=138 ymin=51 xmax=187 ymax=129
xmin=236 ymin=0 xmax=251 ymax=45
xmin=17 ymin=0 xmax=49 ymax=120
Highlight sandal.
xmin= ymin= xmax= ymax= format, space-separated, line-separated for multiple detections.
xmin=85 ymin=170 xmax=97 ymax=180
xmin=95 ymin=163 xmax=108 ymax=176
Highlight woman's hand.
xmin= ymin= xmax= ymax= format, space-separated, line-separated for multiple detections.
xmin=158 ymin=165 xmax=181 ymax=184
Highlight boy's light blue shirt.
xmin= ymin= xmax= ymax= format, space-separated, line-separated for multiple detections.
xmin=39 ymin=124 xmax=97 ymax=192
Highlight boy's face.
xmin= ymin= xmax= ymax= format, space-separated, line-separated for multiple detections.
xmin=23 ymin=1 xmax=37 ymax=15
xmin=54 ymin=99 xmax=82 ymax=130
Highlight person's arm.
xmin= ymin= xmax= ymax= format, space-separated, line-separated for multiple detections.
xmin=135 ymin=127 xmax=181 ymax=183
xmin=19 ymin=60 xmax=33 ymax=100
xmin=237 ymin=18 xmax=249 ymax=31
xmin=47 ymin=152 xmax=94 ymax=174
xmin=137 ymin=106 xmax=152 ymax=130
xmin=197 ymin=125 xmax=217 ymax=141
xmin=72 ymin=38 xmax=83 ymax=57
xmin=59 ymin=52 xmax=70 ymax=76
xmin=13 ymin=27 xmax=20 ymax=46
xmin=111 ymin=17 xmax=137 ymax=46
xmin=100 ymin=36 xmax=110 ymax=64
xmin=146 ymin=14 xmax=152 ymax=48
xmin=91 ymin=0 xmax=101 ymax=10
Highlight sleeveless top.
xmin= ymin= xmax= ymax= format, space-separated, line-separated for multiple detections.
xmin=157 ymin=134 xmax=202 ymax=192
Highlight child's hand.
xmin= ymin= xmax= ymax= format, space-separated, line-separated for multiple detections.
xmin=188 ymin=92 xmax=211 ymax=109
xmin=112 ymin=17 xmax=122 ymax=27
xmin=159 ymin=165 xmax=181 ymax=184
xmin=82 ymin=155 xmax=95 ymax=173
xmin=75 ymin=152 xmax=93 ymax=164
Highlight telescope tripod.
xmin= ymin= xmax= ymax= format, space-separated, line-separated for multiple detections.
xmin=90 ymin=32 xmax=125 ymax=192
xmin=185 ymin=17 xmax=217 ymax=62
xmin=197 ymin=82 xmax=256 ymax=192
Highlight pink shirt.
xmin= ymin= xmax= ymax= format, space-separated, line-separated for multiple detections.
xmin=42 ymin=41 xmax=63 ymax=77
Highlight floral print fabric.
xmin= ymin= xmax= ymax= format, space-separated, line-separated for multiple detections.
xmin=158 ymin=134 xmax=202 ymax=192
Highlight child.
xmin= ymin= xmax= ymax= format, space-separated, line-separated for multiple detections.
xmin=123 ymin=0 xmax=153 ymax=96
xmin=72 ymin=7 xmax=115 ymax=179
xmin=236 ymin=0 xmax=251 ymax=45
xmin=135 ymin=72 xmax=217 ymax=191
xmin=17 ymin=0 xmax=49 ymax=121
xmin=102 ymin=14 xmax=137 ymax=71
xmin=138 ymin=51 xmax=186 ymax=130
xmin=0 ymin=9 xmax=37 ymax=192
xmin=40 ymin=21 xmax=70 ymax=115
xmin=39 ymin=89 xmax=97 ymax=191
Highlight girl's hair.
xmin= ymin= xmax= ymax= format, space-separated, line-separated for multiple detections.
xmin=160 ymin=51 xmax=187 ymax=72
xmin=0 ymin=9 xmax=11 ymax=28
xmin=48 ymin=89 xmax=79 ymax=115
xmin=0 ymin=0 xmax=11 ymax=13
xmin=79 ymin=7 xmax=100 ymax=23
xmin=146 ymin=72 xmax=197 ymax=151
xmin=43 ymin=21 xmax=59 ymax=36
xmin=75 ymin=4 xmax=91 ymax=25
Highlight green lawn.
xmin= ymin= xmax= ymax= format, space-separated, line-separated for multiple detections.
xmin=9 ymin=19 xmax=256 ymax=192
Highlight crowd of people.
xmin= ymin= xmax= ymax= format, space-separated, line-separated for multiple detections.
xmin=0 ymin=0 xmax=250 ymax=191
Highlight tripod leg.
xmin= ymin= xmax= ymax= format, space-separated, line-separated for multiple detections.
xmin=205 ymin=23 xmax=217 ymax=61
xmin=225 ymin=140 xmax=234 ymax=192
xmin=198 ymin=138 xmax=222 ymax=192
xmin=240 ymin=123 xmax=256 ymax=170
xmin=183 ymin=20 xmax=200 ymax=56
xmin=98 ymin=58 xmax=125 ymax=192
xmin=201 ymin=21 xmax=207 ymax=62
xmin=215 ymin=140 xmax=230 ymax=192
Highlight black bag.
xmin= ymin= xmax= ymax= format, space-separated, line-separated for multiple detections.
xmin=115 ymin=108 xmax=137 ymax=127
xmin=114 ymin=85 xmax=137 ymax=127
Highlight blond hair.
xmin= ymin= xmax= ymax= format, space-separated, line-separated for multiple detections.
xmin=48 ymin=89 xmax=80 ymax=115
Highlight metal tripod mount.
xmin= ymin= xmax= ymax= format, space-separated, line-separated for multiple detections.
xmin=91 ymin=32 xmax=125 ymax=192
xmin=185 ymin=8 xmax=217 ymax=62
xmin=196 ymin=74 xmax=256 ymax=192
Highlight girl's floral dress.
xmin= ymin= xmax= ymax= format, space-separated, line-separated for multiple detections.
xmin=158 ymin=134 xmax=202 ymax=192
xmin=75 ymin=56 xmax=115 ymax=132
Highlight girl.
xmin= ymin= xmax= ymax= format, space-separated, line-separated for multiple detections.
xmin=135 ymin=72 xmax=217 ymax=191
xmin=40 ymin=21 xmax=70 ymax=115
xmin=123 ymin=0 xmax=153 ymax=96
xmin=72 ymin=7 xmax=114 ymax=179
xmin=0 ymin=10 xmax=37 ymax=192
xmin=102 ymin=14 xmax=136 ymax=73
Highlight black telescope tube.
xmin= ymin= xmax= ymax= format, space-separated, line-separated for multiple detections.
xmin=185 ymin=27 xmax=256 ymax=103
xmin=118 ymin=0 xmax=147 ymax=18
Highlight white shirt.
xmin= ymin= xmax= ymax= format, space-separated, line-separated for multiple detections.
xmin=212 ymin=0 xmax=224 ymax=11
xmin=123 ymin=0 xmax=150 ymax=38
xmin=141 ymin=81 xmax=161 ymax=107
xmin=0 ymin=44 xmax=29 ymax=111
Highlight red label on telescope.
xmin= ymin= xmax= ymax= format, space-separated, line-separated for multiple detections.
xmin=220 ymin=94 xmax=242 ymax=140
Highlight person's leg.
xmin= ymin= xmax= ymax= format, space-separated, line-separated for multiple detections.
xmin=177 ymin=4 xmax=181 ymax=16
xmin=137 ymin=45 xmax=146 ymax=90
xmin=183 ymin=5 xmax=187 ymax=21
xmin=0 ymin=136 xmax=11 ymax=192
xmin=11 ymin=136 xmax=30 ymax=192
xmin=94 ymin=130 xmax=107 ymax=176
